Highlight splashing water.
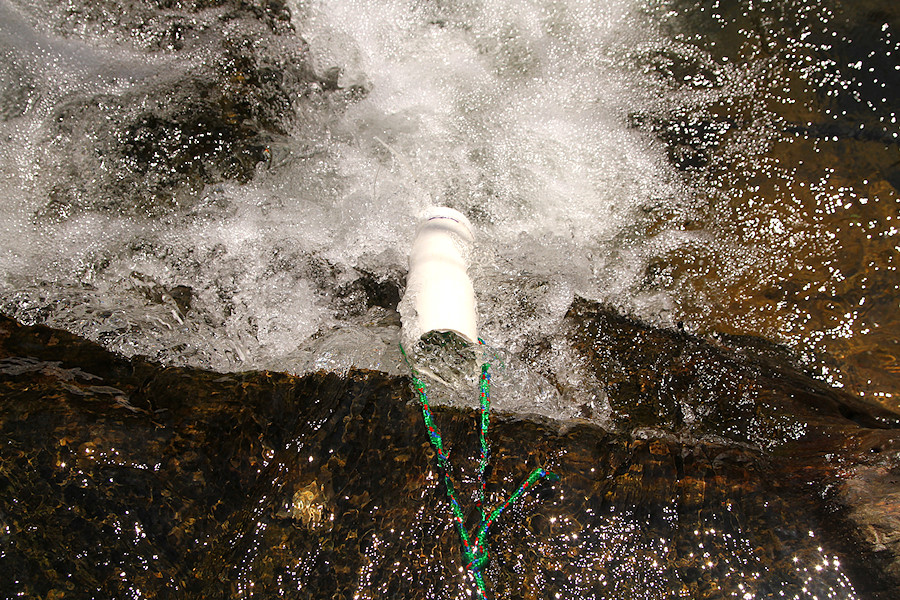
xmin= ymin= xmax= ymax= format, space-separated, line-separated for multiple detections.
xmin=0 ymin=0 xmax=897 ymax=418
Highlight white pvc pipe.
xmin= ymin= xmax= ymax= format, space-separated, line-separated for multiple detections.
xmin=402 ymin=207 xmax=478 ymax=344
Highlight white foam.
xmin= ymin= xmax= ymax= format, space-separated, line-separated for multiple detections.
xmin=0 ymin=0 xmax=744 ymax=418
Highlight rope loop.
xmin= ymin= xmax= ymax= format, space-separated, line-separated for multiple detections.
xmin=463 ymin=540 xmax=490 ymax=571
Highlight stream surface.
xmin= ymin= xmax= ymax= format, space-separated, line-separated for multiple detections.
xmin=0 ymin=0 xmax=899 ymax=598
xmin=0 ymin=0 xmax=898 ymax=415
xmin=2 ymin=310 xmax=900 ymax=599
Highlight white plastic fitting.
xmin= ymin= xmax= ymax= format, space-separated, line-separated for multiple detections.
xmin=402 ymin=207 xmax=478 ymax=344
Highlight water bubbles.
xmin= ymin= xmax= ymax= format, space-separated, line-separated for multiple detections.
xmin=0 ymin=0 xmax=896 ymax=415
xmin=0 ymin=0 xmax=682 ymax=403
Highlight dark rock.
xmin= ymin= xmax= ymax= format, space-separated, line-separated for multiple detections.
xmin=566 ymin=298 xmax=900 ymax=596
xmin=1 ymin=306 xmax=899 ymax=598
xmin=25 ymin=0 xmax=366 ymax=223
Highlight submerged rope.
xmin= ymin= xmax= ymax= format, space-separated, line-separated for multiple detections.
xmin=400 ymin=342 xmax=559 ymax=598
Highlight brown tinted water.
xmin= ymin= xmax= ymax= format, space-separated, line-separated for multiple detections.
xmin=2 ymin=312 xmax=899 ymax=599
xmin=630 ymin=0 xmax=900 ymax=409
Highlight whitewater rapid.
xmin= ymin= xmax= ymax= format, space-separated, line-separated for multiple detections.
xmin=3 ymin=0 xmax=896 ymax=416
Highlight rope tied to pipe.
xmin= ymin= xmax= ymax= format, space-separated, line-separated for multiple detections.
xmin=401 ymin=341 xmax=559 ymax=599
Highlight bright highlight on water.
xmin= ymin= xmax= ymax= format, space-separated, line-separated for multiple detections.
xmin=0 ymin=0 xmax=898 ymax=597
xmin=0 ymin=0 xmax=897 ymax=418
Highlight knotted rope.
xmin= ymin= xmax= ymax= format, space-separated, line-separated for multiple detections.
xmin=400 ymin=341 xmax=559 ymax=598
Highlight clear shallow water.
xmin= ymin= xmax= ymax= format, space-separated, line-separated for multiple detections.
xmin=0 ymin=324 xmax=879 ymax=599
xmin=0 ymin=0 xmax=897 ymax=417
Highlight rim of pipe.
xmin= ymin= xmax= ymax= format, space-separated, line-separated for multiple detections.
xmin=419 ymin=206 xmax=475 ymax=243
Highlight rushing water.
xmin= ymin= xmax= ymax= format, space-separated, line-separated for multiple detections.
xmin=0 ymin=0 xmax=898 ymax=409
xmin=1 ymin=1 xmax=900 ymax=597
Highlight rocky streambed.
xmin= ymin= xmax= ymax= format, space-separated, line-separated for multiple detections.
xmin=2 ymin=302 xmax=899 ymax=599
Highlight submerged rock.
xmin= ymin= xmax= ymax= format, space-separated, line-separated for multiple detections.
xmin=0 ymin=306 xmax=899 ymax=599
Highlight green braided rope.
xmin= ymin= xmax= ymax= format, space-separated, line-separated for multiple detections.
xmin=477 ymin=363 xmax=490 ymax=523
xmin=400 ymin=342 xmax=559 ymax=598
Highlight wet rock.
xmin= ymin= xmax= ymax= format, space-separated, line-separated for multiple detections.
xmin=565 ymin=298 xmax=900 ymax=438
xmin=277 ymin=481 xmax=333 ymax=532
xmin=566 ymin=298 xmax=900 ymax=596
xmin=26 ymin=0 xmax=296 ymax=50
xmin=1 ymin=308 xmax=899 ymax=598
xmin=23 ymin=0 xmax=365 ymax=223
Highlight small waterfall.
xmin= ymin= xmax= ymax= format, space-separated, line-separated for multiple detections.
xmin=0 ymin=0 xmax=898 ymax=412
